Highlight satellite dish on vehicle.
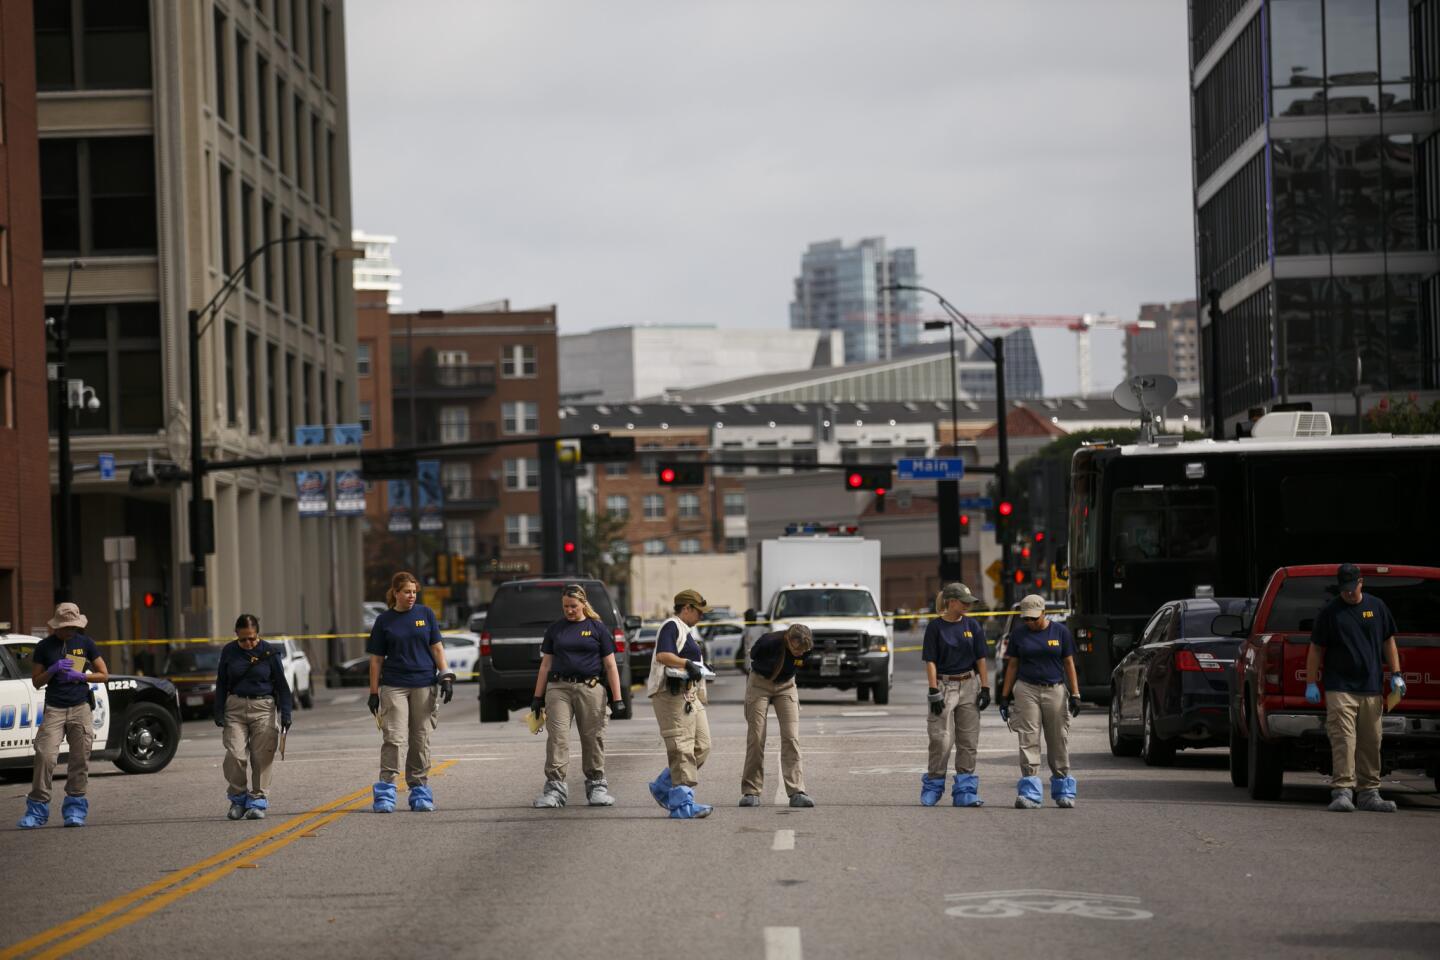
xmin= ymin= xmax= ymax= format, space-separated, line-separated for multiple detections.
xmin=1112 ymin=374 xmax=1178 ymax=444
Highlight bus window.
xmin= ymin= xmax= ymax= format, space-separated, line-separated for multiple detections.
xmin=1070 ymin=464 xmax=1098 ymax=570
xmin=1111 ymin=488 xmax=1219 ymax=563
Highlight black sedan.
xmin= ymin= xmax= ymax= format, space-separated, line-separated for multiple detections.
xmin=1107 ymin=596 xmax=1256 ymax=765
xmin=327 ymin=655 xmax=372 ymax=688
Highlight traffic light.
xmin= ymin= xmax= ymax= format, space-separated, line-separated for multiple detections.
xmin=1013 ymin=569 xmax=1027 ymax=585
xmin=998 ymin=500 xmax=1014 ymax=517
xmin=436 ymin=554 xmax=450 ymax=585
xmin=581 ymin=434 xmax=636 ymax=463
xmin=959 ymin=514 xmax=970 ymax=534
xmin=657 ymin=462 xmax=705 ymax=486
xmin=142 ymin=590 xmax=164 ymax=608
xmin=1021 ymin=544 xmax=1032 ymax=560
xmin=563 ymin=540 xmax=576 ymax=555
xmin=844 ymin=465 xmax=891 ymax=494
xmin=1034 ymin=531 xmax=1046 ymax=543
xmin=452 ymin=555 xmax=466 ymax=583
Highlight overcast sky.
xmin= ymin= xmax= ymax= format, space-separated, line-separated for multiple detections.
xmin=345 ymin=0 xmax=1195 ymax=397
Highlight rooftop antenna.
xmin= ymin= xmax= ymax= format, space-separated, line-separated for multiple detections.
xmin=1112 ymin=374 xmax=1178 ymax=444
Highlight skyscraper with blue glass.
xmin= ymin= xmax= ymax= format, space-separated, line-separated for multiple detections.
xmin=789 ymin=237 xmax=921 ymax=363
xmin=1190 ymin=0 xmax=1439 ymax=431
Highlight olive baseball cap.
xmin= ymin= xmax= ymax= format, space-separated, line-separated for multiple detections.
xmin=674 ymin=589 xmax=709 ymax=612
xmin=940 ymin=582 xmax=979 ymax=604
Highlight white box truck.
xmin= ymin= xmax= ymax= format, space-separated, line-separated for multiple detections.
xmin=743 ymin=525 xmax=893 ymax=703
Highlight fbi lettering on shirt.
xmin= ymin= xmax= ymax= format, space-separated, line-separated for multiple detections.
xmin=1047 ymin=639 xmax=1060 ymax=647
xmin=414 ymin=619 xmax=426 ymax=627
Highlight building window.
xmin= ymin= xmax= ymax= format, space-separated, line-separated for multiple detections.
xmin=506 ymin=514 xmax=541 ymax=548
xmin=439 ymin=406 xmax=469 ymax=443
xmin=502 ymin=401 xmax=538 ymax=435
xmin=293 ymin=95 xmax=305 ymax=191
xmin=723 ymin=491 xmax=745 ymax=516
xmin=725 ymin=536 xmax=746 ymax=553
xmin=213 ymin=8 xmax=227 ymax=120
xmin=216 ymin=162 xmax=232 ymax=273
xmin=609 ymin=540 xmax=630 ymax=560
xmin=604 ymin=461 xmax=627 ymax=477
xmin=302 ymin=360 xmax=314 ymax=423
xmin=285 ymin=352 xmax=297 ymax=431
xmin=246 ymin=331 xmax=259 ymax=434
xmin=240 ymin=182 xmax=255 ymax=289
xmin=40 ymin=137 xmax=157 ymax=256
xmin=442 ymin=461 xmax=471 ymax=500
xmin=235 ymin=33 xmax=249 ymax=139
xmin=280 ymin=213 xmax=293 ymax=311
xmin=0 ymin=366 xmax=11 ymax=428
xmin=358 ymin=400 xmax=372 ymax=435
xmin=678 ymin=538 xmax=702 ymax=555
xmin=643 ymin=539 xmax=667 ymax=555
xmin=225 ymin=321 xmax=238 ymax=426
xmin=322 ymin=5 xmax=334 ymax=89
xmin=605 ymin=495 xmax=629 ymax=519
xmin=276 ymin=77 xmax=288 ymax=176
xmin=257 ymin=55 xmax=271 ymax=158
xmin=261 ymin=197 xmax=275 ymax=301
xmin=35 ymin=0 xmax=153 ymax=91
xmin=501 ymin=344 xmax=537 ymax=378
xmin=447 ymin=518 xmax=475 ymax=558
xmin=269 ymin=343 xmax=282 ymax=439
xmin=315 ymin=246 xmax=327 ymax=334
xmin=48 ymin=303 xmax=164 ymax=436
xmin=677 ymin=493 xmax=701 ymax=518
xmin=356 ymin=342 xmax=371 ymax=376
xmin=504 ymin=457 xmax=539 ymax=491
xmin=327 ymin=130 xmax=337 ymax=211
xmin=643 ymin=494 xmax=665 ymax=520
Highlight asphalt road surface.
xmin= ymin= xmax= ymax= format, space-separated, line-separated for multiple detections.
xmin=3 ymin=643 xmax=1438 ymax=960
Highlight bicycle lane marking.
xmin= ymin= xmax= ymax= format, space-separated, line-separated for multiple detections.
xmin=0 ymin=786 xmax=373 ymax=960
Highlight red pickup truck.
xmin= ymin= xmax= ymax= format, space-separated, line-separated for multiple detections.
xmin=1224 ymin=564 xmax=1440 ymax=801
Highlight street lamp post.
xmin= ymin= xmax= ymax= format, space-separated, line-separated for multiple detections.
xmin=188 ymin=235 xmax=324 ymax=606
xmin=47 ymin=259 xmax=84 ymax=603
xmin=888 ymin=284 xmax=1013 ymax=606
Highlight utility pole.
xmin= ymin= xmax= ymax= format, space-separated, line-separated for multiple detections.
xmin=995 ymin=333 xmax=1012 ymax=607
xmin=50 ymin=260 xmax=83 ymax=603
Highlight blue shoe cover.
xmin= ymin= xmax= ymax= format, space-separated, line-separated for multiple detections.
xmin=648 ymin=768 xmax=673 ymax=809
xmin=409 ymin=784 xmax=435 ymax=812
xmin=1017 ymin=776 xmax=1044 ymax=804
xmin=952 ymin=773 xmax=984 ymax=807
xmin=61 ymin=796 xmax=88 ymax=827
xmin=372 ymin=781 xmax=397 ymax=813
xmin=247 ymin=796 xmax=269 ymax=811
xmin=666 ymin=785 xmax=713 ymax=820
xmin=920 ymin=773 xmax=945 ymax=806
xmin=17 ymin=798 xmax=49 ymax=829
xmin=1050 ymin=775 xmax=1076 ymax=801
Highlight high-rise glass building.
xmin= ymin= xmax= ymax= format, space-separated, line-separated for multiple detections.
xmin=790 ymin=238 xmax=921 ymax=363
xmin=1189 ymin=0 xmax=1439 ymax=430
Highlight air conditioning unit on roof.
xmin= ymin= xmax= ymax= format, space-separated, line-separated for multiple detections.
xmin=1250 ymin=411 xmax=1332 ymax=439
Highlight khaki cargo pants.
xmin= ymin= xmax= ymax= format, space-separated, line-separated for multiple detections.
xmin=1325 ymin=691 xmax=1383 ymax=791
xmin=927 ymin=674 xmax=981 ymax=777
xmin=379 ymin=684 xmax=439 ymax=787
xmin=544 ymin=679 xmax=609 ymax=781
xmin=1012 ymin=680 xmax=1070 ymax=778
xmin=29 ymin=704 xmax=93 ymax=803
xmin=223 ymin=695 xmax=279 ymax=800
xmin=742 ymin=674 xmax=805 ymax=798
xmin=652 ymin=685 xmax=711 ymax=787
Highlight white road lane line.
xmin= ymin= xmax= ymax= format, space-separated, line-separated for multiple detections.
xmin=774 ymin=782 xmax=787 ymax=805
xmin=330 ymin=694 xmax=361 ymax=704
xmin=772 ymin=829 xmax=795 ymax=851
xmin=764 ymin=926 xmax=802 ymax=960
xmin=840 ymin=710 xmax=889 ymax=717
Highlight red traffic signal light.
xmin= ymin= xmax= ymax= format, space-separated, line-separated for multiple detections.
xmin=843 ymin=465 xmax=891 ymax=493
xmin=142 ymin=591 xmax=160 ymax=608
xmin=998 ymin=501 xmax=1014 ymax=517
xmin=1021 ymin=545 xmax=1032 ymax=560
xmin=848 ymin=472 xmax=863 ymax=488
xmin=1034 ymin=531 xmax=1045 ymax=542
xmin=1033 ymin=577 xmax=1045 ymax=588
xmin=959 ymin=514 xmax=970 ymax=528
xmin=1013 ymin=569 xmax=1026 ymax=584
xmin=660 ymin=467 xmax=676 ymax=484
xmin=563 ymin=540 xmax=576 ymax=554
xmin=657 ymin=462 xmax=704 ymax=486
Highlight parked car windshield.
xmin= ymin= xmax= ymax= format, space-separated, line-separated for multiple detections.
xmin=487 ymin=583 xmax=618 ymax=628
xmin=164 ymin=646 xmax=225 ymax=674
xmin=774 ymin=589 xmax=879 ymax=619
xmin=1267 ymin=575 xmax=1440 ymax=632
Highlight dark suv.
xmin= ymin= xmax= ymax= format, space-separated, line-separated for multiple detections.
xmin=477 ymin=578 xmax=634 ymax=722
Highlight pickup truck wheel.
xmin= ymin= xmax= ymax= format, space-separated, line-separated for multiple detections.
xmin=1140 ymin=696 xmax=1175 ymax=766
xmin=1228 ymin=719 xmax=1249 ymax=788
xmin=1246 ymin=702 xmax=1284 ymax=801
xmin=856 ymin=685 xmax=871 ymax=703
xmin=1108 ymin=688 xmax=1141 ymax=757
xmin=479 ymin=690 xmax=509 ymax=723
xmin=113 ymin=703 xmax=180 ymax=774
xmin=298 ymin=679 xmax=314 ymax=710
xmin=871 ymin=674 xmax=890 ymax=705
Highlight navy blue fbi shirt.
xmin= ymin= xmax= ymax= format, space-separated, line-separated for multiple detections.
xmin=923 ymin=616 xmax=988 ymax=677
xmin=656 ymin=621 xmax=702 ymax=663
xmin=1312 ymin=593 xmax=1397 ymax=694
xmin=542 ymin=618 xmax=616 ymax=679
xmin=749 ymin=632 xmax=803 ymax=683
xmin=213 ymin=640 xmax=294 ymax=721
xmin=366 ymin=604 xmax=444 ymax=688
xmin=1004 ymin=621 xmax=1076 ymax=686
xmin=33 ymin=634 xmax=101 ymax=708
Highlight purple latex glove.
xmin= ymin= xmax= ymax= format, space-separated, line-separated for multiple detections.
xmin=47 ymin=657 xmax=74 ymax=676
xmin=59 ymin=667 xmax=89 ymax=683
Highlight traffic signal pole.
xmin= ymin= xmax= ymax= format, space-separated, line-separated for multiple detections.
xmin=995 ymin=334 xmax=1013 ymax=607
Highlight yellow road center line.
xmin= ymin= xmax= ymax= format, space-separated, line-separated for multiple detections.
xmin=5 ymin=760 xmax=458 ymax=960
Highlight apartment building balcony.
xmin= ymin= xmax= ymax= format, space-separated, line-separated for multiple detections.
xmin=442 ymin=479 xmax=500 ymax=512
xmin=395 ymin=360 xmax=497 ymax=399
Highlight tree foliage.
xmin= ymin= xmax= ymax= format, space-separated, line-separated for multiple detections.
xmin=580 ymin=508 xmax=630 ymax=597
xmin=1363 ymin=394 xmax=1440 ymax=434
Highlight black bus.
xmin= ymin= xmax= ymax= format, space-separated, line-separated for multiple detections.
xmin=1065 ymin=428 xmax=1440 ymax=703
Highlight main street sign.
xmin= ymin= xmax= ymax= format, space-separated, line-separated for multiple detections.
xmin=896 ymin=457 xmax=966 ymax=481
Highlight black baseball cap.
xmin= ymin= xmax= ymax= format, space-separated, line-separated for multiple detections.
xmin=1337 ymin=563 xmax=1362 ymax=590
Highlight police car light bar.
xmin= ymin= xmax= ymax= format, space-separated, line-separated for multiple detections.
xmin=784 ymin=523 xmax=860 ymax=536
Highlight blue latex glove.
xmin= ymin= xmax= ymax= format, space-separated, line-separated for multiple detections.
xmin=1305 ymin=682 xmax=1321 ymax=705
xmin=1390 ymin=674 xmax=1406 ymax=698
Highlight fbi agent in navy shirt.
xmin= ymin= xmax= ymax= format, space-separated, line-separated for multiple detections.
xmin=920 ymin=583 xmax=990 ymax=807
xmin=739 ymin=623 xmax=815 ymax=808
xmin=214 ymin=614 xmax=293 ymax=821
xmin=645 ymin=589 xmax=713 ymax=819
xmin=18 ymin=603 xmax=109 ymax=829
xmin=366 ymin=571 xmax=454 ymax=813
xmin=1304 ymin=563 xmax=1405 ymax=813
xmin=531 ymin=584 xmax=625 ymax=808
xmin=998 ymin=594 xmax=1080 ymax=809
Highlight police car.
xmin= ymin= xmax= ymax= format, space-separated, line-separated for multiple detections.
xmin=0 ymin=634 xmax=182 ymax=776
xmin=442 ymin=631 xmax=481 ymax=682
